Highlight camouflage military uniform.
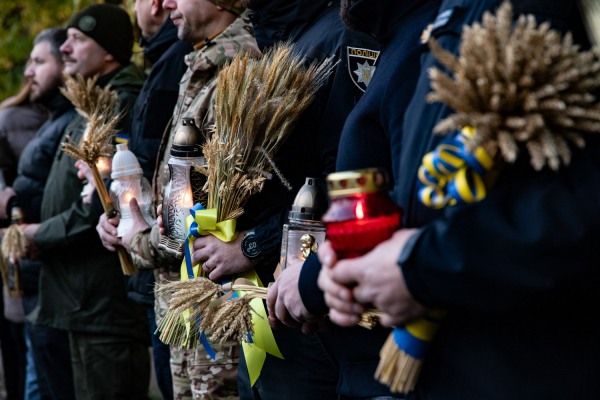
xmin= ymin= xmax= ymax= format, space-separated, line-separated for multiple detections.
xmin=129 ymin=13 xmax=261 ymax=400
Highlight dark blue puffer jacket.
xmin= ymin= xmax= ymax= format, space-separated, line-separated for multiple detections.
xmin=10 ymin=93 xmax=75 ymax=295
xmin=11 ymin=94 xmax=75 ymax=225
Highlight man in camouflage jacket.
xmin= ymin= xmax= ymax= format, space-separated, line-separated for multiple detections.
xmin=96 ymin=1 xmax=260 ymax=399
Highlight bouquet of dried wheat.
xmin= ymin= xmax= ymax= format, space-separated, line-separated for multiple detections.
xmin=156 ymin=43 xmax=334 ymax=348
xmin=159 ymin=274 xmax=382 ymax=346
xmin=1 ymin=225 xmax=26 ymax=297
xmin=60 ymin=74 xmax=137 ymax=275
xmin=378 ymin=1 xmax=600 ymax=393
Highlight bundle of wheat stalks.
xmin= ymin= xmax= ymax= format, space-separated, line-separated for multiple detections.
xmin=158 ymin=276 xmax=383 ymax=346
xmin=377 ymin=1 xmax=600 ymax=394
xmin=428 ymin=1 xmax=600 ymax=171
xmin=60 ymin=74 xmax=137 ymax=275
xmin=1 ymin=225 xmax=27 ymax=261
xmin=157 ymin=278 xmax=264 ymax=346
xmin=157 ymin=43 xmax=334 ymax=347
xmin=196 ymin=42 xmax=334 ymax=220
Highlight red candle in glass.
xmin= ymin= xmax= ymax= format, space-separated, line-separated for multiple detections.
xmin=322 ymin=168 xmax=403 ymax=259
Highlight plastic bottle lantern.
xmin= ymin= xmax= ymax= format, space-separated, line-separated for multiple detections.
xmin=159 ymin=117 xmax=206 ymax=259
xmin=280 ymin=177 xmax=327 ymax=270
xmin=322 ymin=168 xmax=403 ymax=259
xmin=109 ymin=144 xmax=154 ymax=237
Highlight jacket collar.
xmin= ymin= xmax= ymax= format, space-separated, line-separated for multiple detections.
xmin=184 ymin=14 xmax=260 ymax=73
xmin=47 ymin=93 xmax=74 ymax=120
xmin=248 ymin=0 xmax=338 ymax=51
xmin=349 ymin=0 xmax=431 ymax=40
xmin=140 ymin=18 xmax=180 ymax=64
xmin=96 ymin=65 xmax=126 ymax=88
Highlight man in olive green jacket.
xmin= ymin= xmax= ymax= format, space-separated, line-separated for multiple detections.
xmin=23 ymin=5 xmax=150 ymax=399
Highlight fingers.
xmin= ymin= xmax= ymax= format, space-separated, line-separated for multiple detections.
xmin=192 ymin=237 xmax=208 ymax=252
xmin=329 ymin=309 xmax=360 ymax=327
xmin=268 ymin=315 xmax=284 ymax=330
xmin=266 ymin=280 xmax=278 ymax=321
xmin=324 ymin=292 xmax=364 ymax=315
xmin=275 ymin=294 xmax=301 ymax=329
xmin=380 ymin=314 xmax=400 ymax=328
xmin=156 ymin=205 xmax=165 ymax=234
xmin=96 ymin=213 xmax=122 ymax=251
xmin=329 ymin=258 xmax=366 ymax=287
xmin=208 ymin=264 xmax=227 ymax=281
xmin=318 ymin=268 xmax=353 ymax=305
xmin=129 ymin=198 xmax=145 ymax=224
xmin=191 ymin=247 xmax=211 ymax=265
xmin=318 ymin=241 xmax=338 ymax=268
xmin=157 ymin=215 xmax=165 ymax=235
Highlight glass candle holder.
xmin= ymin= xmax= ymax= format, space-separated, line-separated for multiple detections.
xmin=280 ymin=177 xmax=327 ymax=270
xmin=322 ymin=168 xmax=403 ymax=259
xmin=159 ymin=117 xmax=205 ymax=259
xmin=109 ymin=144 xmax=154 ymax=237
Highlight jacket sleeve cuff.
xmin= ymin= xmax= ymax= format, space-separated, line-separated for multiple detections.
xmin=253 ymin=208 xmax=288 ymax=265
xmin=34 ymin=215 xmax=67 ymax=252
xmin=397 ymin=227 xmax=438 ymax=308
xmin=298 ymin=253 xmax=328 ymax=316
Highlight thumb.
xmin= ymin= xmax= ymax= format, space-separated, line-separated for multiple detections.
xmin=129 ymin=198 xmax=145 ymax=224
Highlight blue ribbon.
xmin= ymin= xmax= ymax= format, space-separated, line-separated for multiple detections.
xmin=183 ymin=203 xmax=216 ymax=360
xmin=393 ymin=328 xmax=430 ymax=360
xmin=417 ymin=127 xmax=493 ymax=208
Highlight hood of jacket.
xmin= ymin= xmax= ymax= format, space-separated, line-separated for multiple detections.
xmin=248 ymin=0 xmax=339 ymax=50
xmin=141 ymin=18 xmax=180 ymax=64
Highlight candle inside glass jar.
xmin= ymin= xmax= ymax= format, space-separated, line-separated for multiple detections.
xmin=96 ymin=157 xmax=111 ymax=180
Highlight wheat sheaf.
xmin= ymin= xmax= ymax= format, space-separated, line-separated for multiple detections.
xmin=427 ymin=1 xmax=600 ymax=171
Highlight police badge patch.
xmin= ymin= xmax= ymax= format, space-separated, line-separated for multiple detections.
xmin=347 ymin=47 xmax=381 ymax=92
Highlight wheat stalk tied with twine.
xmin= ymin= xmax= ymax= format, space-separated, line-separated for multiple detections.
xmin=60 ymin=73 xmax=137 ymax=275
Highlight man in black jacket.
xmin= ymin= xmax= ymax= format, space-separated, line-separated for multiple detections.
xmin=265 ymin=0 xmax=441 ymax=398
xmin=3 ymin=27 xmax=78 ymax=400
xmin=183 ymin=0 xmax=380 ymax=398
xmin=319 ymin=1 xmax=600 ymax=399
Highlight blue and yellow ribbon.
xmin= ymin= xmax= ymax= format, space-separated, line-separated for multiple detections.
xmin=180 ymin=204 xmax=237 ymax=358
xmin=180 ymin=204 xmax=282 ymax=386
xmin=418 ymin=127 xmax=494 ymax=208
xmin=392 ymin=310 xmax=446 ymax=360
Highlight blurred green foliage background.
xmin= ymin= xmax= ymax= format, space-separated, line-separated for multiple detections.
xmin=0 ymin=0 xmax=138 ymax=102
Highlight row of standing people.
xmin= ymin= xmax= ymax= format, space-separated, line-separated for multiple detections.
xmin=2 ymin=0 xmax=599 ymax=400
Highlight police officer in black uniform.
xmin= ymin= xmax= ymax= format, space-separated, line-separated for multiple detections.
xmin=319 ymin=1 xmax=600 ymax=399
xmin=269 ymin=0 xmax=444 ymax=398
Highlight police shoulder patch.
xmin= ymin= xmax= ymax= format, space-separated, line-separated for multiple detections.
xmin=347 ymin=47 xmax=381 ymax=92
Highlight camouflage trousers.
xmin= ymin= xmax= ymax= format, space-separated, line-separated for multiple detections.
xmin=171 ymin=343 xmax=240 ymax=400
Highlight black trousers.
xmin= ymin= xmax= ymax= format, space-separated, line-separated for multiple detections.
xmin=238 ymin=324 xmax=340 ymax=400
xmin=69 ymin=331 xmax=150 ymax=400
xmin=23 ymin=294 xmax=76 ymax=400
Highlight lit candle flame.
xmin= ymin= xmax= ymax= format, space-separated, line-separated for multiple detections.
xmin=125 ymin=192 xmax=133 ymax=203
xmin=96 ymin=159 xmax=106 ymax=170
xmin=183 ymin=188 xmax=194 ymax=208
xmin=355 ymin=201 xmax=365 ymax=219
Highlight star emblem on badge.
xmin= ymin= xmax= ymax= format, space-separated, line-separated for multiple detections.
xmin=354 ymin=60 xmax=376 ymax=87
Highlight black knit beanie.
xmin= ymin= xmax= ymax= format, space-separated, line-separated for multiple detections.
xmin=67 ymin=4 xmax=133 ymax=65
